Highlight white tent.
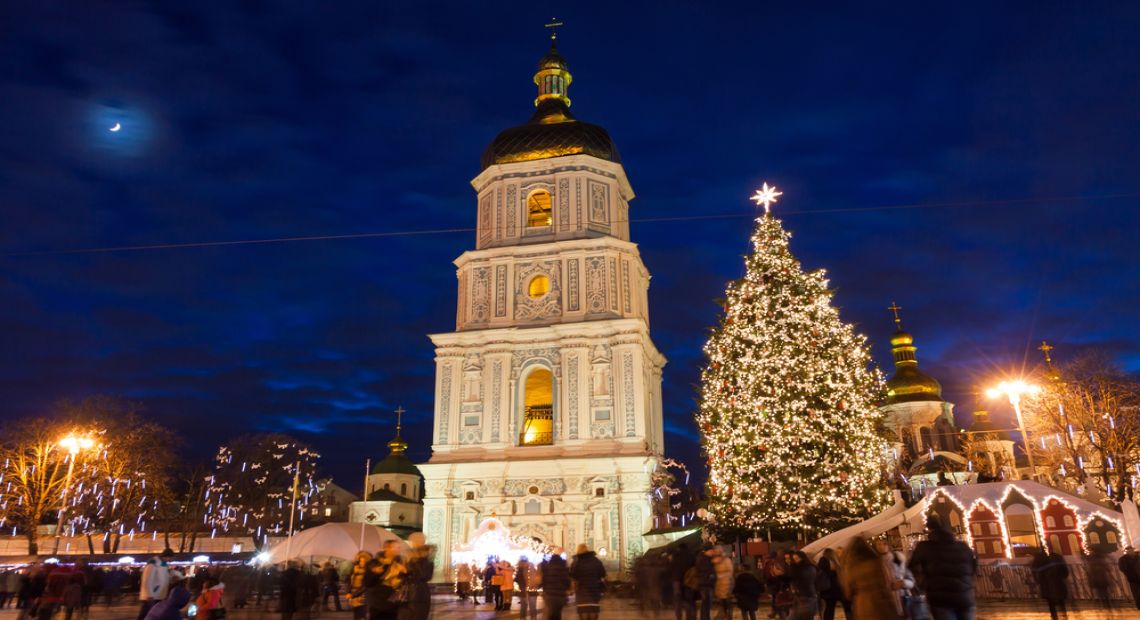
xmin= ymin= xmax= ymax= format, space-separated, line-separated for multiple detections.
xmin=266 ymin=522 xmax=409 ymax=563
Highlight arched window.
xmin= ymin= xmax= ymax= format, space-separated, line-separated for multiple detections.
xmin=919 ymin=427 xmax=934 ymax=452
xmin=521 ymin=368 xmax=554 ymax=446
xmin=528 ymin=275 xmax=551 ymax=298
xmin=383 ymin=483 xmax=390 ymax=491
xmin=1003 ymin=503 xmax=1039 ymax=556
xmin=527 ymin=190 xmax=553 ymax=228
xmin=400 ymin=483 xmax=407 ymax=496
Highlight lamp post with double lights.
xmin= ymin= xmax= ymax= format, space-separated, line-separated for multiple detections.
xmin=53 ymin=434 xmax=97 ymax=554
xmin=986 ymin=380 xmax=1041 ymax=480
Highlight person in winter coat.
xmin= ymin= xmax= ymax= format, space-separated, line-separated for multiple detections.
xmin=731 ymin=567 xmax=764 ymax=620
xmin=455 ymin=562 xmax=473 ymax=603
xmin=541 ymin=553 xmax=571 ymax=620
xmin=364 ymin=541 xmax=406 ymax=620
xmin=711 ymin=550 xmax=734 ymax=620
xmin=761 ymin=552 xmax=787 ymax=619
xmin=347 ymin=552 xmax=372 ymax=620
xmin=194 ymin=577 xmax=225 ymax=619
xmin=319 ymin=561 xmax=342 ymax=612
xmin=669 ymin=546 xmax=697 ymax=620
xmin=405 ymin=545 xmax=435 ymax=620
xmin=484 ymin=561 xmax=499 ymax=607
xmin=516 ymin=556 xmax=541 ymax=620
xmin=875 ymin=540 xmax=916 ymax=617
xmin=842 ymin=538 xmax=899 ymax=620
xmin=817 ymin=549 xmax=850 ymax=620
xmin=1030 ymin=547 xmax=1068 ymax=620
xmin=694 ymin=547 xmax=717 ymax=620
xmin=1085 ymin=550 xmax=1114 ymax=611
xmin=1119 ymin=546 xmax=1140 ymax=610
xmin=785 ymin=551 xmax=818 ymax=620
xmin=137 ymin=549 xmax=174 ymax=620
xmin=143 ymin=571 xmax=191 ymax=620
xmin=907 ymin=518 xmax=976 ymax=620
xmin=569 ymin=544 xmax=607 ymax=620
xmin=497 ymin=560 xmax=516 ymax=611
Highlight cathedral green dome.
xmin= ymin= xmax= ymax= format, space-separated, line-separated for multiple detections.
xmin=370 ymin=452 xmax=421 ymax=477
xmin=480 ymin=41 xmax=621 ymax=171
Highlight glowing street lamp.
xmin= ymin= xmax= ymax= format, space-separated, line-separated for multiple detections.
xmin=986 ymin=380 xmax=1041 ymax=480
xmin=53 ymin=434 xmax=97 ymax=554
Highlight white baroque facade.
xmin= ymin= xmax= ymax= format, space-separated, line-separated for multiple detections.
xmin=418 ymin=40 xmax=665 ymax=580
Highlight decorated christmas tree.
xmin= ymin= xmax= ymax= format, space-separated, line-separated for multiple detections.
xmin=697 ymin=184 xmax=891 ymax=536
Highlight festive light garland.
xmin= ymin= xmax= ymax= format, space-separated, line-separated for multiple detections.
xmin=696 ymin=196 xmax=891 ymax=534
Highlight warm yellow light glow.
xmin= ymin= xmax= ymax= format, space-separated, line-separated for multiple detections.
xmin=988 ymin=380 xmax=1040 ymax=404
xmin=59 ymin=435 xmax=96 ymax=454
xmin=521 ymin=369 xmax=553 ymax=446
xmin=526 ymin=191 xmax=553 ymax=227
xmin=528 ymin=275 xmax=551 ymax=299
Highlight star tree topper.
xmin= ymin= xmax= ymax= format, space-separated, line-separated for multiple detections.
xmin=750 ymin=182 xmax=783 ymax=213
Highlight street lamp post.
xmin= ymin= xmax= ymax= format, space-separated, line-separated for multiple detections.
xmin=53 ymin=435 xmax=95 ymax=554
xmin=987 ymin=380 xmax=1041 ymax=481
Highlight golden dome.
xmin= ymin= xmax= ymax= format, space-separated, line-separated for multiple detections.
xmin=884 ymin=328 xmax=943 ymax=404
xmin=480 ymin=40 xmax=620 ymax=170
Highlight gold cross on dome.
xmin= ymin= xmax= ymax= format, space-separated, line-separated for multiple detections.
xmin=545 ymin=18 xmax=564 ymax=40
xmin=1038 ymin=341 xmax=1055 ymax=365
xmin=394 ymin=406 xmax=405 ymax=433
xmin=750 ymin=182 xmax=782 ymax=213
xmin=888 ymin=301 xmax=903 ymax=328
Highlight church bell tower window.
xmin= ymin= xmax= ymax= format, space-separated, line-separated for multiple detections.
xmin=526 ymin=190 xmax=553 ymax=228
xmin=521 ymin=368 xmax=554 ymax=445
xmin=528 ymin=275 xmax=551 ymax=298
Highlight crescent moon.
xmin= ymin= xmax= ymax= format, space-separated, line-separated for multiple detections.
xmin=109 ymin=123 xmax=122 ymax=132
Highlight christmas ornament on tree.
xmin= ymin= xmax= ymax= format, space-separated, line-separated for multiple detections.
xmin=696 ymin=183 xmax=891 ymax=534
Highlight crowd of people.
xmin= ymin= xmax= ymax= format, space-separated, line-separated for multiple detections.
xmin=449 ymin=544 xmax=605 ymax=620
xmin=5 ymin=524 xmax=1140 ymax=620
xmin=626 ymin=516 xmax=1139 ymax=620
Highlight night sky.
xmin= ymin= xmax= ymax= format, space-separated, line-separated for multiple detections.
xmin=3 ymin=3 xmax=1139 ymax=491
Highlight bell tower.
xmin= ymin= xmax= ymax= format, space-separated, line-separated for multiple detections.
xmin=418 ymin=31 xmax=665 ymax=579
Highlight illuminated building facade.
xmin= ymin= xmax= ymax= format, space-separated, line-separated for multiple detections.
xmin=418 ymin=36 xmax=665 ymax=580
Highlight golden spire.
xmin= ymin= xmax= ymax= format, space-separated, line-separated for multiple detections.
xmin=544 ymin=18 xmax=564 ymax=40
xmin=1038 ymin=341 xmax=1061 ymax=382
xmin=534 ymin=20 xmax=572 ymax=109
xmin=888 ymin=301 xmax=903 ymax=330
xmin=388 ymin=406 xmax=408 ymax=456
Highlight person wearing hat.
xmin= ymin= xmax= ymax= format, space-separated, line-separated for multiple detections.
xmin=137 ymin=549 xmax=175 ymax=620
xmin=143 ymin=570 xmax=191 ymax=620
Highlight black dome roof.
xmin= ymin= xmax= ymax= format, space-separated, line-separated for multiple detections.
xmin=480 ymin=100 xmax=620 ymax=170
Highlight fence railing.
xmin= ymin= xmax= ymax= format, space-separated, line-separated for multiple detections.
xmin=974 ymin=562 xmax=1131 ymax=601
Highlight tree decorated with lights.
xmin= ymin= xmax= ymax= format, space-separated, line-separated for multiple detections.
xmin=696 ymin=184 xmax=892 ymax=537
xmin=205 ymin=434 xmax=320 ymax=549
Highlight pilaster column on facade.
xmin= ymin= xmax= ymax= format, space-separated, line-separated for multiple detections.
xmin=482 ymin=351 xmax=512 ymax=447
xmin=610 ymin=342 xmax=646 ymax=441
xmin=560 ymin=341 xmax=591 ymax=443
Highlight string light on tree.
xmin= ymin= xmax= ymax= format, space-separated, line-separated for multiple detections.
xmin=696 ymin=182 xmax=891 ymax=535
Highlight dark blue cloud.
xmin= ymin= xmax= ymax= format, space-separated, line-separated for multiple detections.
xmin=1 ymin=2 xmax=1139 ymax=487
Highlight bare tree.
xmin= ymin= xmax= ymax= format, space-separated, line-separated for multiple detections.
xmin=57 ymin=398 xmax=176 ymax=553
xmin=0 ymin=418 xmax=75 ymax=555
xmin=1024 ymin=352 xmax=1140 ymax=501
xmin=206 ymin=434 xmax=321 ymax=549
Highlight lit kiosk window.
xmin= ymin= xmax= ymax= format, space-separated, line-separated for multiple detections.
xmin=527 ymin=190 xmax=553 ymax=228
xmin=520 ymin=368 xmax=554 ymax=445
